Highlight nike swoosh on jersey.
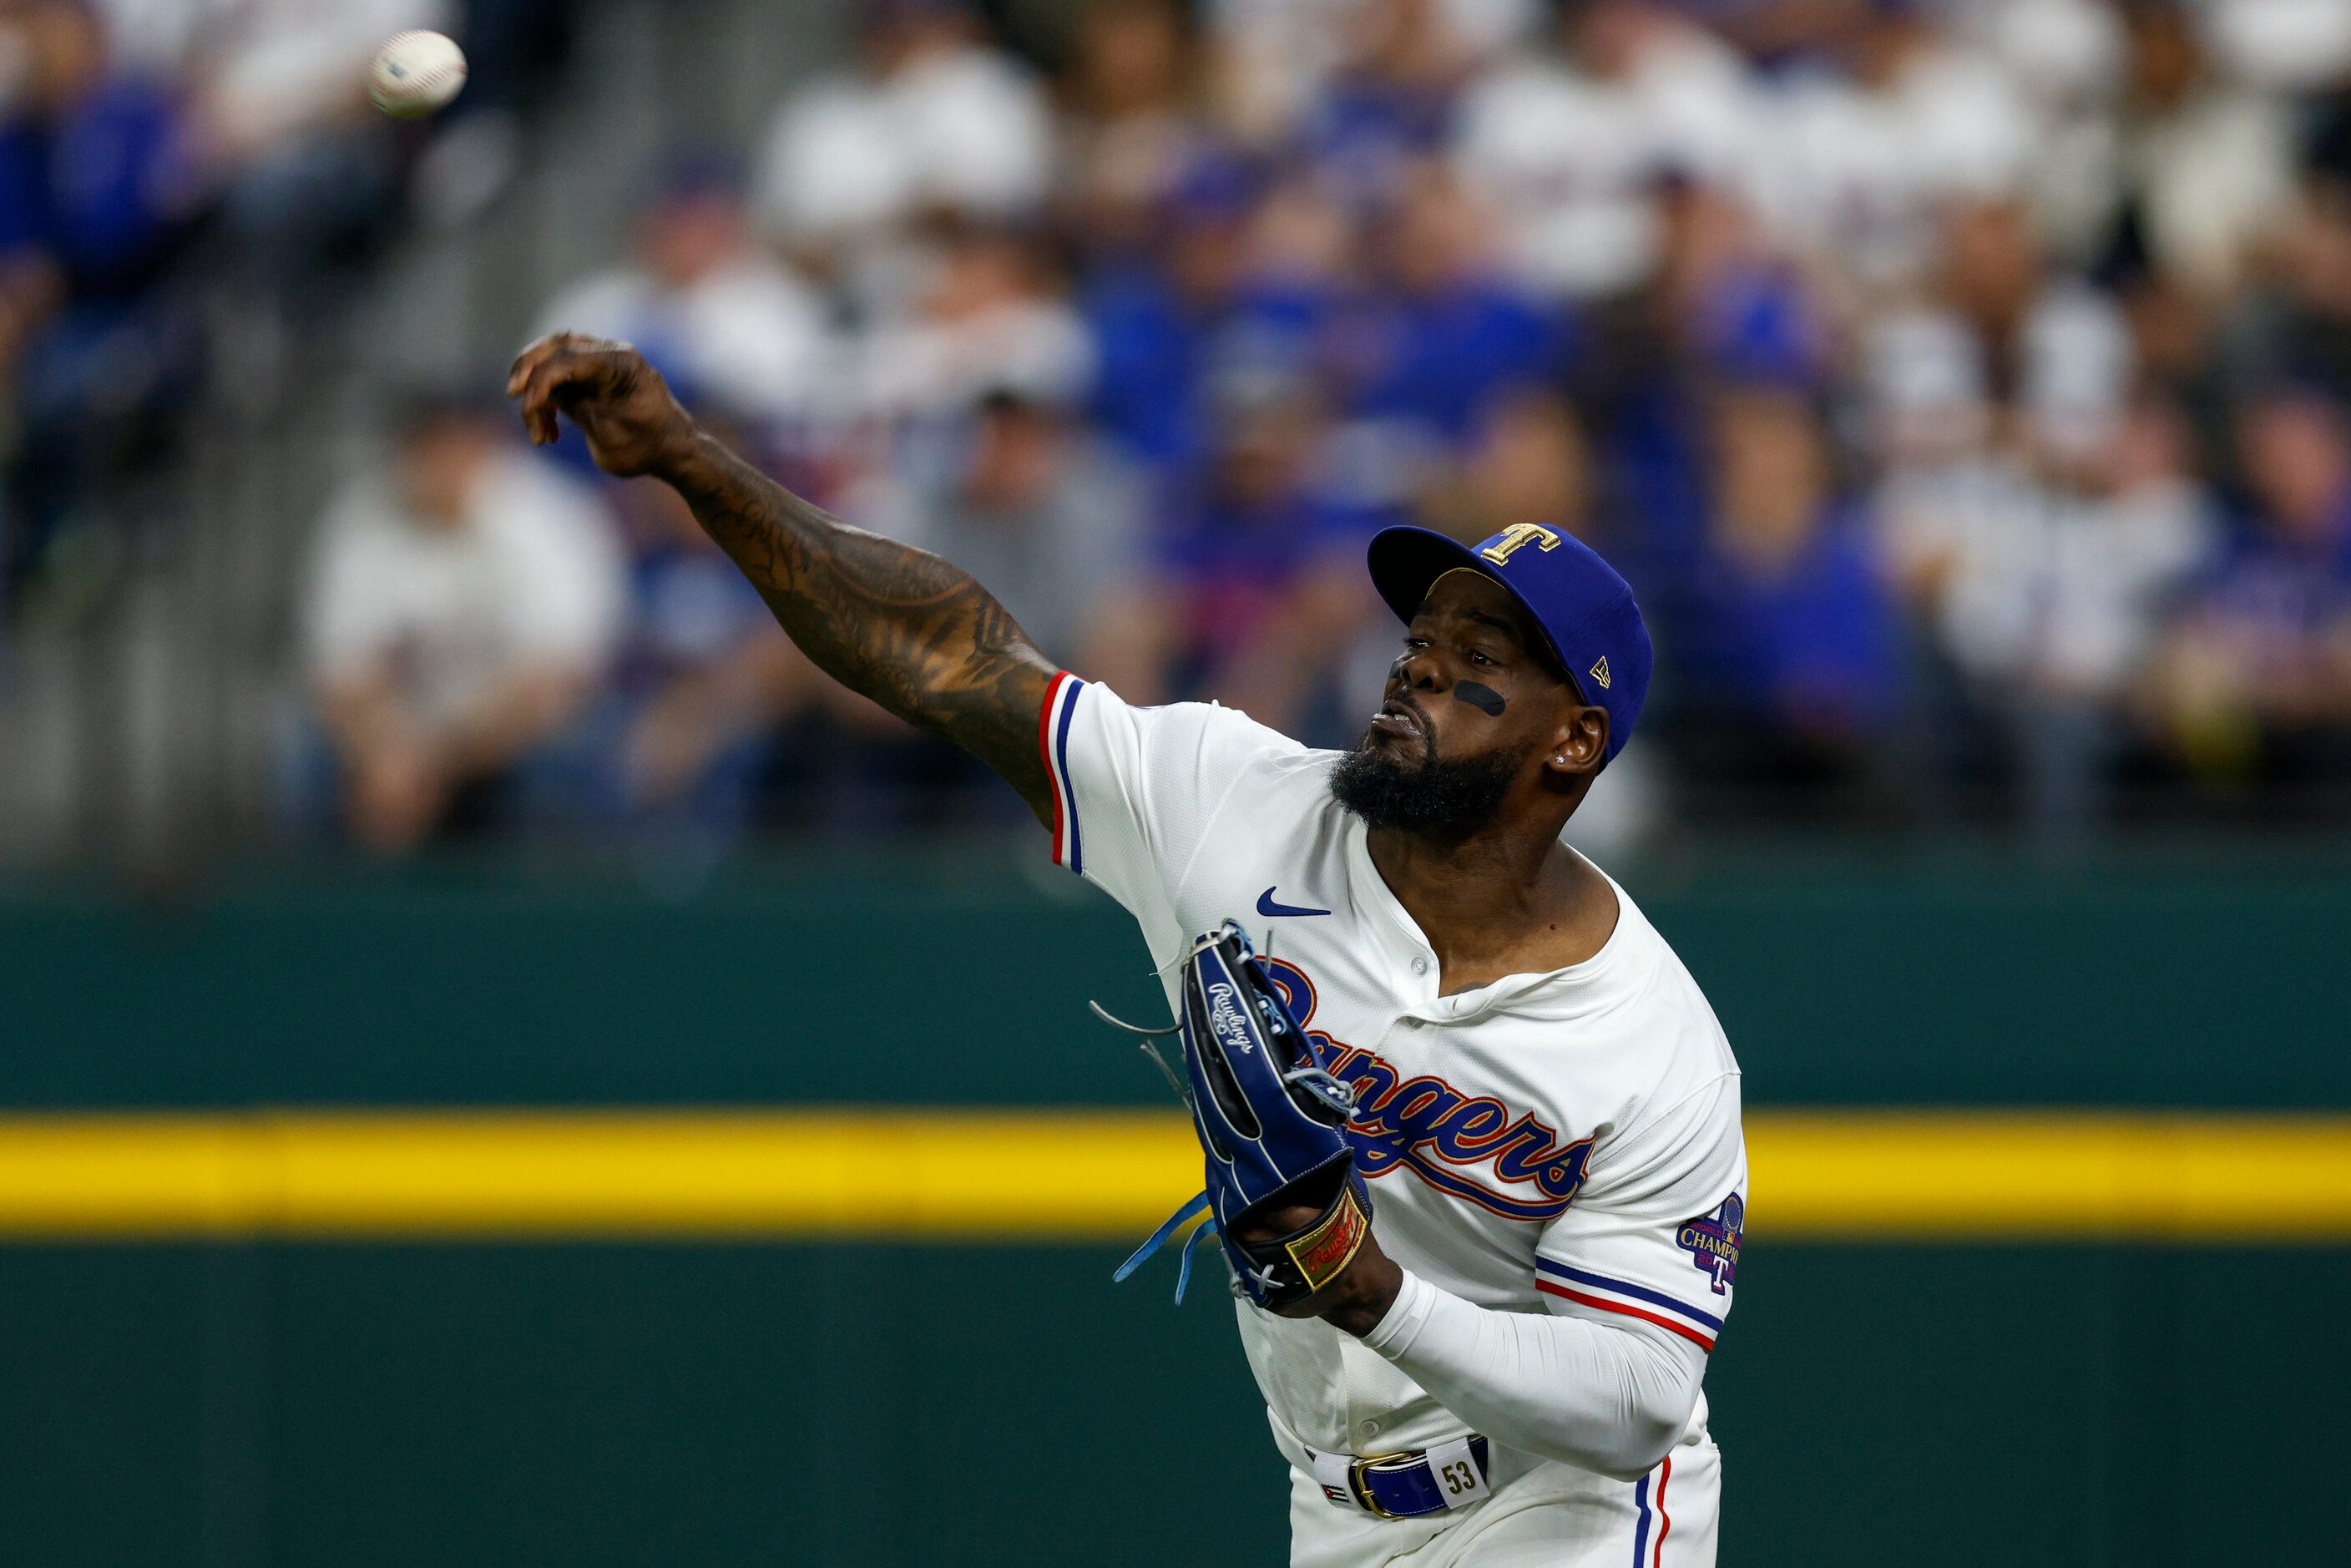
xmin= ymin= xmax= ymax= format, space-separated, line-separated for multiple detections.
xmin=1256 ymin=888 xmax=1332 ymax=918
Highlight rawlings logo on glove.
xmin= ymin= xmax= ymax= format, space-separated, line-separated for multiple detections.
xmin=1206 ymin=981 xmax=1256 ymax=1056
xmin=1103 ymin=921 xmax=1371 ymax=1311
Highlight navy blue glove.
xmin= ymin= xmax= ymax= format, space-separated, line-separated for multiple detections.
xmin=1111 ymin=921 xmax=1372 ymax=1311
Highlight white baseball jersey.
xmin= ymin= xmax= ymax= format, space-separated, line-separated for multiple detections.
xmin=1040 ymin=674 xmax=1747 ymax=1476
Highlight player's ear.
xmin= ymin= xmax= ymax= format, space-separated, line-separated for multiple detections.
xmin=1541 ymin=703 xmax=1607 ymax=779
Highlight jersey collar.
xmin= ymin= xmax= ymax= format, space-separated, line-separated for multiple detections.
xmin=1340 ymin=816 xmax=1638 ymax=1021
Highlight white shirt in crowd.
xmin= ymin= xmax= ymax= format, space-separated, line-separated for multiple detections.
xmin=1206 ymin=0 xmax=1540 ymax=139
xmin=755 ymin=43 xmax=1054 ymax=244
xmin=183 ymin=0 xmax=453 ymax=153
xmin=304 ymin=453 xmax=624 ymax=730
xmin=533 ymin=258 xmax=836 ymax=425
xmin=1882 ymin=458 xmax=2216 ymax=701
xmin=2207 ymin=0 xmax=2351 ymax=92
xmin=1863 ymin=282 xmax=2212 ymax=700
xmin=1040 ymin=676 xmax=1745 ymax=1501
xmin=2119 ymin=83 xmax=2299 ymax=299
xmin=1454 ymin=18 xmax=1753 ymax=300
xmin=1751 ymin=44 xmax=2038 ymax=291
xmin=858 ymin=293 xmax=1097 ymax=421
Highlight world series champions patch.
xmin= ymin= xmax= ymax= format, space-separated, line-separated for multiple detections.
xmin=1676 ymin=1194 xmax=1742 ymax=1294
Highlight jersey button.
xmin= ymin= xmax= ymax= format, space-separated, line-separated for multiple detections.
xmin=1357 ymin=1420 xmax=1381 ymax=1443
xmin=1410 ymin=956 xmax=1429 ymax=977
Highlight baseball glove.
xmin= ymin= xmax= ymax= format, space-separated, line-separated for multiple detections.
xmin=1103 ymin=920 xmax=1372 ymax=1311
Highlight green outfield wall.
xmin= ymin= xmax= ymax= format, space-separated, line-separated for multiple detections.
xmin=3 ymin=852 xmax=2348 ymax=1566
xmin=8 ymin=847 xmax=2351 ymax=1109
xmin=3 ymin=1242 xmax=2344 ymax=1567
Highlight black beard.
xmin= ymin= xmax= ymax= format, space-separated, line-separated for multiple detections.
xmin=1329 ymin=727 xmax=1527 ymax=835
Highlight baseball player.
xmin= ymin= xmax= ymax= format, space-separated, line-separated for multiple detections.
xmin=509 ymin=336 xmax=1746 ymax=1566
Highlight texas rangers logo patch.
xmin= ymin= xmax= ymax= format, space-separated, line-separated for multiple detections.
xmin=1676 ymin=1194 xmax=1742 ymax=1294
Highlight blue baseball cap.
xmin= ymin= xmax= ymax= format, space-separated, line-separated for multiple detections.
xmin=1365 ymin=524 xmax=1652 ymax=762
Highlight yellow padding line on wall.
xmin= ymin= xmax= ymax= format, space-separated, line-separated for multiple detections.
xmin=0 ymin=1110 xmax=2348 ymax=1242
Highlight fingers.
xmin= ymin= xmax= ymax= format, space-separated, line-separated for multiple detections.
xmin=503 ymin=336 xmax=554 ymax=397
xmin=514 ymin=346 xmax=603 ymax=447
xmin=505 ymin=331 xmax=586 ymax=397
xmin=507 ymin=335 xmax=574 ymax=446
xmin=505 ymin=333 xmax=629 ymax=447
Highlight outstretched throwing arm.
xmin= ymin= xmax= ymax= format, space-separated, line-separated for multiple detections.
xmin=508 ymin=334 xmax=1059 ymax=821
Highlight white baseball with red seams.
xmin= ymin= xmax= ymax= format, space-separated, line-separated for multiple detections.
xmin=369 ymin=30 xmax=468 ymax=119
xmin=1041 ymin=673 xmax=1743 ymax=1566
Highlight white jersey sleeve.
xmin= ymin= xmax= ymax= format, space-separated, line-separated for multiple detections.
xmin=1532 ymin=1071 xmax=1747 ymax=1356
xmin=1365 ymin=1267 xmax=1704 ymax=1480
xmin=1037 ymin=673 xmax=1308 ymax=945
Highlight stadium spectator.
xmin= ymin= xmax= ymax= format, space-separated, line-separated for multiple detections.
xmin=192 ymin=0 xmax=447 ymax=156
xmin=2149 ymin=388 xmax=2351 ymax=802
xmin=2203 ymin=0 xmax=2351 ymax=96
xmin=1868 ymin=203 xmax=2131 ymax=670
xmin=1671 ymin=387 xmax=1903 ymax=816
xmin=555 ymin=461 xmax=813 ymax=864
xmin=1454 ymin=0 xmax=1752 ymax=301
xmin=1057 ymin=0 xmax=1209 ymax=260
xmin=15 ymin=0 xmax=2351 ymax=852
xmin=1200 ymin=0 xmax=1383 ymax=147
xmin=1198 ymin=0 xmax=1544 ymax=146
xmin=2096 ymin=0 xmax=2299 ymax=302
xmin=1585 ymin=176 xmax=1822 ymax=611
xmin=859 ymin=223 xmax=1095 ymax=422
xmin=1416 ymin=385 xmax=1597 ymax=549
xmin=753 ymin=0 xmax=1053 ymax=261
xmin=533 ymin=156 xmax=833 ymax=427
xmin=869 ymin=388 xmax=1162 ymax=696
xmin=1157 ymin=376 xmax=1385 ymax=740
xmin=1972 ymin=0 xmax=2126 ymax=264
xmin=1752 ymin=0 xmax=2038 ymax=295
xmin=2006 ymin=396 xmax=2217 ymax=844
xmin=1297 ymin=0 xmax=1474 ymax=214
xmin=1081 ymin=154 xmax=1259 ymax=467
xmin=2226 ymin=163 xmax=2351 ymax=406
xmin=192 ymin=0 xmax=448 ymax=293
xmin=301 ymin=393 xmax=623 ymax=854
xmin=1332 ymin=161 xmax=1565 ymax=451
xmin=0 ymin=0 xmax=200 ymax=607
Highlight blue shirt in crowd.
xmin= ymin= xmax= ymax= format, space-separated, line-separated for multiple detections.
xmin=1681 ymin=508 xmax=1901 ymax=734
xmin=0 ymin=75 xmax=187 ymax=297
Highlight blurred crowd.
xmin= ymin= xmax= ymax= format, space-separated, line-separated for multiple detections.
xmin=16 ymin=0 xmax=2351 ymax=859
xmin=0 ymin=0 xmax=574 ymax=615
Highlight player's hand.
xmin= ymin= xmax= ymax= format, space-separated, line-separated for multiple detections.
xmin=1237 ymin=1201 xmax=1405 ymax=1336
xmin=506 ymin=333 xmax=694 ymax=478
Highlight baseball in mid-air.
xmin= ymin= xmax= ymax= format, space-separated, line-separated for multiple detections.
xmin=369 ymin=30 xmax=468 ymax=119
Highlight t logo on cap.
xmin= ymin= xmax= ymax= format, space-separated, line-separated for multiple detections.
xmin=1480 ymin=524 xmax=1561 ymax=566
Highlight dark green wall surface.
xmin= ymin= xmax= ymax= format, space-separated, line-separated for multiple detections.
xmin=6 ymin=850 xmax=2350 ymax=1108
xmin=2 ymin=1242 xmax=2343 ymax=1568
xmin=6 ymin=855 xmax=2349 ymax=1565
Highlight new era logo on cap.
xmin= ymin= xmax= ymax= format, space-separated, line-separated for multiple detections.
xmin=1589 ymin=657 xmax=1610 ymax=690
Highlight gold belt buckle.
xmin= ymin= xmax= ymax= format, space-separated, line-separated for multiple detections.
xmin=1347 ymin=1450 xmax=1417 ymax=1520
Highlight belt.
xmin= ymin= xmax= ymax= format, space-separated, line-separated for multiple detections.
xmin=1306 ymin=1435 xmax=1493 ymax=1520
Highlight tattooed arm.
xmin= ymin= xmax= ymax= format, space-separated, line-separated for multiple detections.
xmin=508 ymin=334 xmax=1059 ymax=821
